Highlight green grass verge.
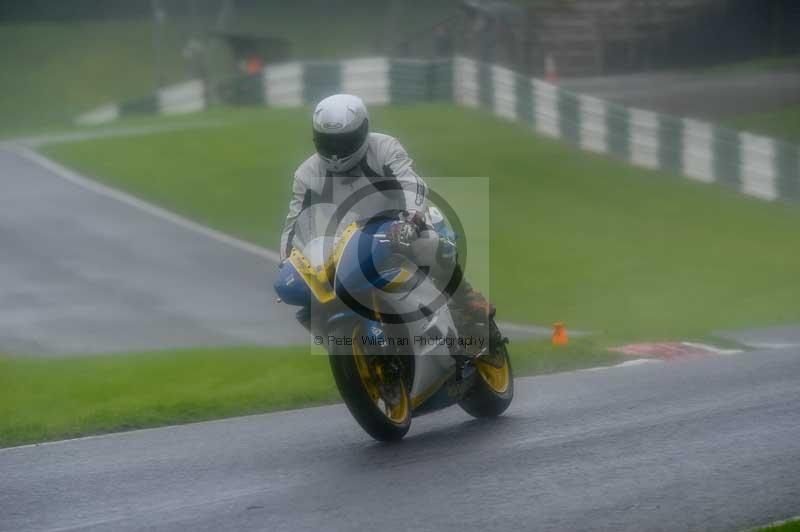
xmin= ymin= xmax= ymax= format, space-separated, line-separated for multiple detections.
xmin=0 ymin=340 xmax=623 ymax=448
xmin=753 ymin=518 xmax=800 ymax=532
xmin=42 ymin=103 xmax=800 ymax=341
xmin=0 ymin=20 xmax=194 ymax=136
xmin=725 ymin=105 xmax=800 ymax=144
xmin=0 ymin=348 xmax=336 ymax=448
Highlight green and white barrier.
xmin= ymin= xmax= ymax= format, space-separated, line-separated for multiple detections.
xmin=342 ymin=57 xmax=390 ymax=105
xmin=158 ymin=79 xmax=205 ymax=115
xmin=263 ymin=62 xmax=303 ymax=107
xmin=75 ymin=78 xmax=207 ymax=125
xmin=452 ymin=55 xmax=799 ymax=203
xmin=262 ymin=57 xmax=451 ymax=107
xmin=75 ymin=55 xmax=799 ymax=203
xmin=75 ymin=104 xmax=120 ymax=126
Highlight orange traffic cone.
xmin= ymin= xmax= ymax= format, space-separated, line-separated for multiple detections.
xmin=552 ymin=322 xmax=568 ymax=346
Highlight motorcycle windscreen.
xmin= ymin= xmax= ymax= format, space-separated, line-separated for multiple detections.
xmin=291 ymin=204 xmax=339 ymax=267
xmin=334 ymin=221 xmax=396 ymax=298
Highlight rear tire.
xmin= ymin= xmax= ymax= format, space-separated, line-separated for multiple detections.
xmin=328 ymin=322 xmax=411 ymax=441
xmin=459 ymin=319 xmax=514 ymax=418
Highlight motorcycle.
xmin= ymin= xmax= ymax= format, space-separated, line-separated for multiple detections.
xmin=274 ymin=203 xmax=513 ymax=441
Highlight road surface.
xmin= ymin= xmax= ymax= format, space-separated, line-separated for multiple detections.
xmin=0 ymin=147 xmax=306 ymax=355
xmin=2 ymin=345 xmax=799 ymax=531
xmin=561 ymin=70 xmax=800 ymax=120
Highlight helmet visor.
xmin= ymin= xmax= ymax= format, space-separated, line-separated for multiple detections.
xmin=313 ymin=120 xmax=369 ymax=160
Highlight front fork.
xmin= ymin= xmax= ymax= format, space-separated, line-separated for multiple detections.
xmin=298 ymin=306 xmax=386 ymax=352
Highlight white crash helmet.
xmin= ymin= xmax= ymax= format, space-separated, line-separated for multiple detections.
xmin=312 ymin=94 xmax=370 ymax=173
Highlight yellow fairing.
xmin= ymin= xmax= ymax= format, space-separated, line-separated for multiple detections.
xmin=352 ymin=326 xmax=410 ymax=423
xmin=383 ymin=268 xmax=412 ymax=291
xmin=476 ymin=358 xmax=511 ymax=393
xmin=288 ymin=222 xmax=359 ymax=304
xmin=289 ymin=250 xmax=335 ymax=303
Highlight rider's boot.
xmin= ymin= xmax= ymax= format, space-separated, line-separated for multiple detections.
xmin=447 ymin=265 xmax=496 ymax=359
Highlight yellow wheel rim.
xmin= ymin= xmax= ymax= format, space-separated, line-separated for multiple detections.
xmin=352 ymin=327 xmax=410 ymax=424
xmin=476 ymin=355 xmax=510 ymax=394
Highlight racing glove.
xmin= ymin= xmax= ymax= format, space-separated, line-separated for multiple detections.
xmin=386 ymin=210 xmax=425 ymax=250
xmin=387 ymin=220 xmax=418 ymax=249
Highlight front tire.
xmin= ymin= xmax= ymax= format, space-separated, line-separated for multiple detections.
xmin=459 ymin=319 xmax=514 ymax=418
xmin=328 ymin=322 xmax=411 ymax=441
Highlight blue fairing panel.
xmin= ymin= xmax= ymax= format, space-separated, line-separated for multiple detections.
xmin=334 ymin=220 xmax=397 ymax=298
xmin=432 ymin=219 xmax=457 ymax=242
xmin=273 ymin=261 xmax=311 ymax=307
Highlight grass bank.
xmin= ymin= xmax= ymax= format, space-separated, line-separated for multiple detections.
xmin=0 ymin=348 xmax=334 ymax=448
xmin=753 ymin=518 xmax=800 ymax=532
xmin=725 ymin=105 xmax=800 ymax=144
xmin=0 ymin=20 xmax=193 ymax=136
xmin=0 ymin=338 xmax=623 ymax=448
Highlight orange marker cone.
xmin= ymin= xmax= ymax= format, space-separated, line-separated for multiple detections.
xmin=552 ymin=322 xmax=568 ymax=346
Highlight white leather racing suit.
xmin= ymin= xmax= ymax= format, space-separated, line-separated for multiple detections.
xmin=280 ymin=130 xmax=491 ymax=339
xmin=280 ymin=132 xmax=428 ymax=261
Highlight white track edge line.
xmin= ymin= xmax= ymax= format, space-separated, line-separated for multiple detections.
xmin=743 ymin=515 xmax=800 ymax=532
xmin=580 ymin=358 xmax=663 ymax=372
xmin=681 ymin=341 xmax=743 ymax=355
xmin=17 ymin=148 xmax=282 ymax=263
xmin=0 ymin=359 xmax=648 ymax=452
xmin=0 ymin=402 xmax=341 ymax=453
xmin=746 ymin=342 xmax=800 ymax=350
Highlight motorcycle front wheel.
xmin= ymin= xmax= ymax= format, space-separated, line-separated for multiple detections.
xmin=459 ymin=319 xmax=514 ymax=418
xmin=328 ymin=322 xmax=412 ymax=441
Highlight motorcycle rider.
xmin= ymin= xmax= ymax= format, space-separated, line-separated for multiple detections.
xmin=279 ymin=93 xmax=492 ymax=340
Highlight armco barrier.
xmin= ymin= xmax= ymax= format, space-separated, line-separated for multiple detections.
xmin=75 ymin=56 xmax=800 ymax=203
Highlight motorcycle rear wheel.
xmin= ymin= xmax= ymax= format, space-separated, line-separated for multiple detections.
xmin=328 ymin=322 xmax=412 ymax=441
xmin=458 ymin=319 xmax=514 ymax=418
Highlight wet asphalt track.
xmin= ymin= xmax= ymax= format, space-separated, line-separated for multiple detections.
xmin=2 ymin=346 xmax=799 ymax=532
xmin=0 ymin=147 xmax=307 ymax=354
xmin=560 ymin=70 xmax=800 ymax=120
